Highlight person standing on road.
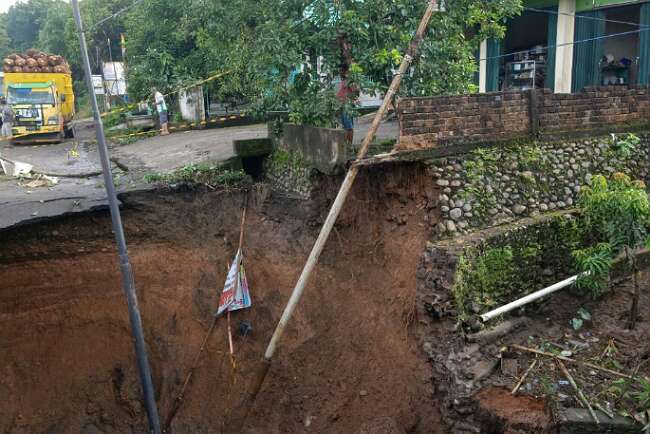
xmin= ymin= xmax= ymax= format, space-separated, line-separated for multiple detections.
xmin=0 ymin=98 xmax=15 ymax=139
xmin=152 ymin=88 xmax=170 ymax=136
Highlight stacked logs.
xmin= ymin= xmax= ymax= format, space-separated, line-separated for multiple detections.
xmin=3 ymin=49 xmax=71 ymax=74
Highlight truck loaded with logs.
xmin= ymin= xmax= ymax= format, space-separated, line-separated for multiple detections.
xmin=3 ymin=49 xmax=75 ymax=144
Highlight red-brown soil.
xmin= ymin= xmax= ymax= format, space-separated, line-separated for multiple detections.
xmin=475 ymin=387 xmax=550 ymax=433
xmin=0 ymin=165 xmax=442 ymax=433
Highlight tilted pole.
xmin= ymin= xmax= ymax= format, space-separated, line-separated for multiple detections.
xmin=164 ymin=197 xmax=248 ymax=431
xmin=70 ymin=2 xmax=162 ymax=433
xmin=230 ymin=1 xmax=438 ymax=429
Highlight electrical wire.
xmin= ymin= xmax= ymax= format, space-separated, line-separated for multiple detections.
xmin=524 ymin=6 xmax=645 ymax=28
xmin=88 ymin=0 xmax=144 ymax=31
xmin=478 ymin=26 xmax=650 ymax=62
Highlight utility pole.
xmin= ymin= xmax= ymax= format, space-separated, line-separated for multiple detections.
xmin=70 ymin=2 xmax=162 ymax=433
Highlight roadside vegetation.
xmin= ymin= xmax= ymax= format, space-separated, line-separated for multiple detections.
xmin=143 ymin=163 xmax=248 ymax=189
xmin=0 ymin=0 xmax=522 ymax=125
xmin=453 ymin=171 xmax=650 ymax=329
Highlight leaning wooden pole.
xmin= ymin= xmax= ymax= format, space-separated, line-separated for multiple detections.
xmin=164 ymin=197 xmax=248 ymax=432
xmin=229 ymin=1 xmax=437 ymax=430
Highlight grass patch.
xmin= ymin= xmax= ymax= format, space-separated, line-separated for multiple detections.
xmin=143 ymin=163 xmax=248 ymax=188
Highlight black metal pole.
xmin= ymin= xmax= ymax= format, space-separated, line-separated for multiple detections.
xmin=70 ymin=2 xmax=162 ymax=433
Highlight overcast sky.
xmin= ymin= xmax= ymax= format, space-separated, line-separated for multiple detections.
xmin=0 ymin=0 xmax=19 ymax=13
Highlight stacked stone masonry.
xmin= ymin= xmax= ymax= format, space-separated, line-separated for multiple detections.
xmin=398 ymin=86 xmax=650 ymax=149
xmin=426 ymin=134 xmax=650 ymax=236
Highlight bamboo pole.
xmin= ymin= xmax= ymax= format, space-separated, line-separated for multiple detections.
xmin=228 ymin=2 xmax=438 ymax=431
xmin=510 ymin=344 xmax=650 ymax=382
xmin=163 ymin=318 xmax=219 ymax=431
xmin=164 ymin=197 xmax=248 ymax=432
xmin=556 ymin=360 xmax=599 ymax=424
xmin=511 ymin=359 xmax=537 ymax=395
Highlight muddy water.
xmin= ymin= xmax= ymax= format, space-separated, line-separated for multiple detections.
xmin=0 ymin=172 xmax=442 ymax=433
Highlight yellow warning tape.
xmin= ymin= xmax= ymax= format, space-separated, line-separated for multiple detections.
xmin=99 ymin=70 xmax=231 ymax=119
xmin=106 ymin=113 xmax=247 ymax=142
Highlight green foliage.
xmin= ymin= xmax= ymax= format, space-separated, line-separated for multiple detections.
xmin=579 ymin=173 xmax=649 ymax=252
xmin=572 ymin=173 xmax=650 ymax=297
xmin=143 ymin=163 xmax=247 ymax=188
xmin=453 ymin=243 xmax=546 ymax=322
xmin=610 ymin=133 xmax=640 ymax=159
xmin=452 ymin=215 xmax=586 ymax=324
xmin=572 ymin=243 xmax=612 ymax=298
xmin=458 ymin=147 xmax=500 ymax=221
xmin=36 ymin=1 xmax=70 ymax=56
xmin=0 ymin=13 xmax=12 ymax=60
xmin=0 ymin=0 xmax=523 ymax=124
xmin=267 ymin=148 xmax=306 ymax=173
xmin=122 ymin=0 xmax=522 ymax=120
xmin=103 ymin=110 xmax=126 ymax=129
xmin=5 ymin=0 xmax=56 ymax=52
xmin=284 ymin=74 xmax=342 ymax=128
xmin=517 ymin=144 xmax=549 ymax=172
xmin=632 ymin=379 xmax=650 ymax=410
xmin=570 ymin=307 xmax=591 ymax=331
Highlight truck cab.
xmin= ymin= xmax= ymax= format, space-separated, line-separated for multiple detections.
xmin=7 ymin=82 xmax=64 ymax=141
xmin=4 ymin=72 xmax=75 ymax=144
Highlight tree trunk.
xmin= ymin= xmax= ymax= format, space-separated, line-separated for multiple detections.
xmin=628 ymin=268 xmax=640 ymax=330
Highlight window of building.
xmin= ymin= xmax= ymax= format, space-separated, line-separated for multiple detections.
xmin=501 ymin=11 xmax=551 ymax=90
xmin=600 ymin=4 xmax=641 ymax=85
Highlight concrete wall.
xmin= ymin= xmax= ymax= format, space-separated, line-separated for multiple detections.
xmin=280 ymin=124 xmax=348 ymax=174
xmin=179 ymin=86 xmax=206 ymax=123
xmin=398 ymin=86 xmax=650 ymax=149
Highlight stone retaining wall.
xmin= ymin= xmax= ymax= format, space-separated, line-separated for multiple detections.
xmin=264 ymin=149 xmax=314 ymax=199
xmin=428 ymin=133 xmax=650 ymax=236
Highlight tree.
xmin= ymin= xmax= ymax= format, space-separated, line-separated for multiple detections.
xmin=0 ymin=14 xmax=13 ymax=60
xmin=121 ymin=0 xmax=522 ymax=123
xmin=37 ymin=1 xmax=71 ymax=56
xmin=574 ymin=171 xmax=650 ymax=329
xmin=6 ymin=0 xmax=57 ymax=52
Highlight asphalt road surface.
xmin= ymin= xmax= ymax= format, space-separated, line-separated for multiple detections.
xmin=0 ymin=117 xmax=398 ymax=230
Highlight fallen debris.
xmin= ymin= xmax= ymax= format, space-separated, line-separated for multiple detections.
xmin=556 ymin=359 xmax=599 ymax=425
xmin=466 ymin=317 xmax=528 ymax=344
xmin=512 ymin=359 xmax=538 ymax=395
xmin=0 ymin=157 xmax=33 ymax=177
xmin=510 ymin=344 xmax=645 ymax=382
xmin=23 ymin=174 xmax=59 ymax=188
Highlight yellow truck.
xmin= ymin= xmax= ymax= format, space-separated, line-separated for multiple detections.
xmin=4 ymin=72 xmax=75 ymax=143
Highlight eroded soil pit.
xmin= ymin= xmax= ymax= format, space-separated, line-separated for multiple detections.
xmin=0 ymin=164 xmax=444 ymax=433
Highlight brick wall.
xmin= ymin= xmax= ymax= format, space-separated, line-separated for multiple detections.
xmin=398 ymin=86 xmax=650 ymax=150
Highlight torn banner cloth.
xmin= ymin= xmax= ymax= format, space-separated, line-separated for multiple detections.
xmin=216 ymin=249 xmax=252 ymax=316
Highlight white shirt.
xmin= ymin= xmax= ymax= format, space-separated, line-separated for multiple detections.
xmin=154 ymin=91 xmax=167 ymax=113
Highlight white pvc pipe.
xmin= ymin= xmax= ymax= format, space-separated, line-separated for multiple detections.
xmin=480 ymin=273 xmax=586 ymax=322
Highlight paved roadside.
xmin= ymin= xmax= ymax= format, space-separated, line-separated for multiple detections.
xmin=0 ymin=122 xmax=269 ymax=230
xmin=353 ymin=116 xmax=399 ymax=145
xmin=0 ymin=175 xmax=114 ymax=230
xmin=0 ymin=117 xmax=397 ymax=231
xmin=111 ymin=123 xmax=268 ymax=172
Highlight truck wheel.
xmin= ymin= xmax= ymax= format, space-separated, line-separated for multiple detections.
xmin=64 ymin=127 xmax=74 ymax=139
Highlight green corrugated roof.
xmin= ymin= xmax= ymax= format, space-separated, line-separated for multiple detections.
xmin=576 ymin=0 xmax=647 ymax=11
xmin=524 ymin=0 xmax=558 ymax=7
xmin=8 ymin=82 xmax=53 ymax=89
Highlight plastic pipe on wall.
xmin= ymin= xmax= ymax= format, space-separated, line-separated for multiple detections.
xmin=480 ymin=273 xmax=586 ymax=322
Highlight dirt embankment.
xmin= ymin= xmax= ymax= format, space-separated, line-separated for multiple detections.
xmin=0 ymin=163 xmax=442 ymax=434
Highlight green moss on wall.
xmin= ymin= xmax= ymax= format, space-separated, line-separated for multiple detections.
xmin=452 ymin=214 xmax=586 ymax=323
xmin=264 ymin=149 xmax=313 ymax=198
